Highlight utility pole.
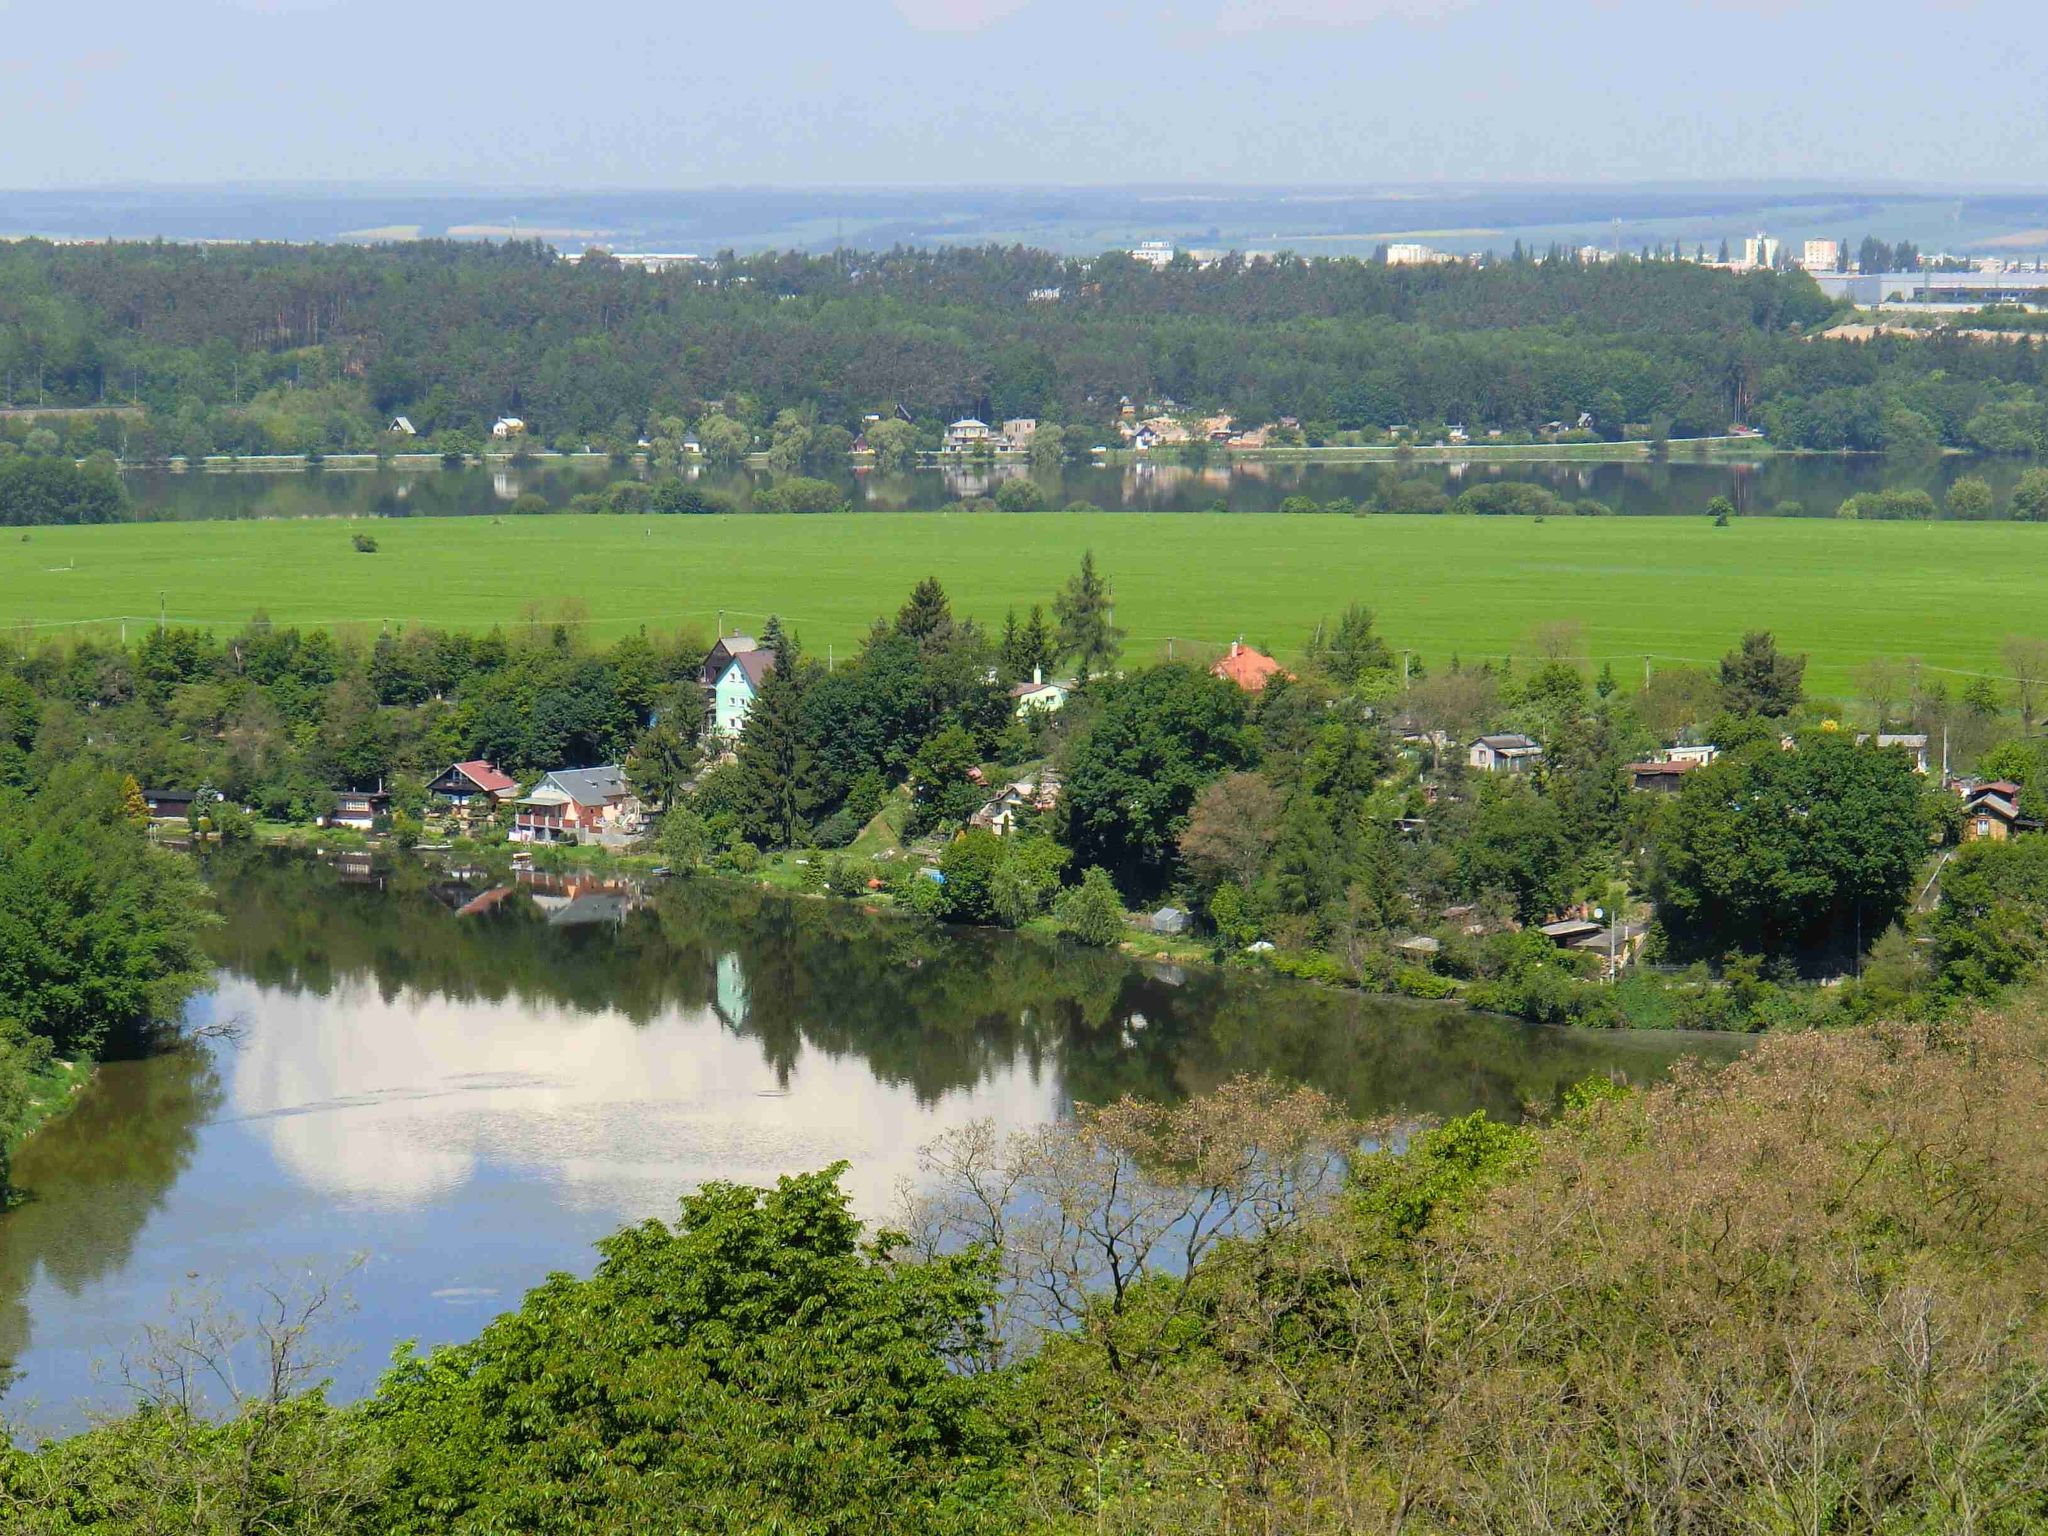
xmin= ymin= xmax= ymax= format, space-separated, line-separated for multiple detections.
xmin=158 ymin=592 xmax=166 ymax=635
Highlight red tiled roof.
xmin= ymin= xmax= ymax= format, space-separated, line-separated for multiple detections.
xmin=453 ymin=760 xmax=518 ymax=795
xmin=1211 ymin=641 xmax=1289 ymax=692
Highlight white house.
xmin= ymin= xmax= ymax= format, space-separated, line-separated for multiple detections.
xmin=1661 ymin=743 xmax=1720 ymax=766
xmin=491 ymin=416 xmax=526 ymax=440
xmin=1010 ymin=668 xmax=1072 ymax=717
xmin=713 ymin=649 xmax=776 ymax=740
xmin=944 ymin=417 xmax=993 ymax=453
xmin=1468 ymin=733 xmax=1544 ymax=773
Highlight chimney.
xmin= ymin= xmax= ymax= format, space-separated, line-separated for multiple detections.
xmin=1032 ymin=666 xmax=1042 ymax=686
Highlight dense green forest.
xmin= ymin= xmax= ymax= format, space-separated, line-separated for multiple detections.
xmin=4 ymin=238 xmax=2046 ymax=460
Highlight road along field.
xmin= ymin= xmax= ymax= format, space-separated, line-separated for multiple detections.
xmin=3 ymin=512 xmax=2043 ymax=698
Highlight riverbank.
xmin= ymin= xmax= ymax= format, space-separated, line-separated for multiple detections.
xmin=2 ymin=1057 xmax=95 ymax=1198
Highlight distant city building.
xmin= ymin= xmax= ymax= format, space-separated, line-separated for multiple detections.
xmin=1742 ymin=234 xmax=1781 ymax=270
xmin=1386 ymin=242 xmax=1453 ymax=266
xmin=1128 ymin=241 xmax=1176 ymax=269
xmin=1800 ymin=238 xmax=1842 ymax=271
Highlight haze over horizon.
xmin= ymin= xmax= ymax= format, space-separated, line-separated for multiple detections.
xmin=5 ymin=0 xmax=2045 ymax=190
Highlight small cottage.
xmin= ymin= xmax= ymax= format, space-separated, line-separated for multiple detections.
xmin=1468 ymin=734 xmax=1544 ymax=773
xmin=429 ymin=760 xmax=519 ymax=811
xmin=1210 ymin=640 xmax=1289 ymax=693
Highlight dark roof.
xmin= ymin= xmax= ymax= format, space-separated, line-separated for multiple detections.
xmin=724 ymin=651 xmax=776 ymax=689
xmin=543 ymin=766 xmax=632 ymax=806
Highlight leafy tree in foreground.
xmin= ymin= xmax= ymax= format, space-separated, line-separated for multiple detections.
xmin=365 ymin=1167 xmax=1015 ymax=1534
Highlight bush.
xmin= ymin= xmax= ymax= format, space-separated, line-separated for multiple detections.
xmin=1390 ymin=965 xmax=1458 ymax=999
xmin=1051 ymin=867 xmax=1126 ymax=947
xmin=351 ymin=532 xmax=379 ymax=552
xmin=1266 ymin=949 xmax=1351 ymax=984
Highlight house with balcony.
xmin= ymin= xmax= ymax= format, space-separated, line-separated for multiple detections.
xmin=512 ymin=766 xmax=644 ymax=845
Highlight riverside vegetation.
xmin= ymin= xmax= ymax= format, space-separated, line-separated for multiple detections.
xmin=9 ymin=554 xmax=2048 ymax=1031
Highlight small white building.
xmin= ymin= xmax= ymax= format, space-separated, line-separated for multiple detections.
xmin=1661 ymin=743 xmax=1720 ymax=766
xmin=492 ymin=416 xmax=527 ymax=440
xmin=1468 ymin=733 xmax=1544 ymax=773
xmin=1010 ymin=668 xmax=1072 ymax=717
xmin=387 ymin=416 xmax=416 ymax=436
xmin=713 ymin=650 xmax=776 ymax=740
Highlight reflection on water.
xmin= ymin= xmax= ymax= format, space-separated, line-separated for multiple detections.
xmin=123 ymin=453 xmax=2033 ymax=523
xmin=0 ymin=851 xmax=1741 ymax=1429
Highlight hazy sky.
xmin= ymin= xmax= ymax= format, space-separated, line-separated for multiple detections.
xmin=4 ymin=0 xmax=2043 ymax=187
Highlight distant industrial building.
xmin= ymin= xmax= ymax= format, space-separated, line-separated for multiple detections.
xmin=1812 ymin=268 xmax=2048 ymax=310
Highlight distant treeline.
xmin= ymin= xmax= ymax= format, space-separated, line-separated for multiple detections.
xmin=5 ymin=237 xmax=2046 ymax=460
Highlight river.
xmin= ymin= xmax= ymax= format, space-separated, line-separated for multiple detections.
xmin=0 ymin=851 xmax=1743 ymax=1432
xmin=120 ymin=451 xmax=2030 ymax=523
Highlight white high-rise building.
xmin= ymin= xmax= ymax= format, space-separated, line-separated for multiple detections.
xmin=1800 ymin=238 xmax=1842 ymax=271
xmin=1742 ymin=233 xmax=1781 ymax=270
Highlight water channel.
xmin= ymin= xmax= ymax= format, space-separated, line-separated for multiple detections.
xmin=1 ymin=850 xmax=1743 ymax=1431
xmin=120 ymin=451 xmax=2028 ymax=523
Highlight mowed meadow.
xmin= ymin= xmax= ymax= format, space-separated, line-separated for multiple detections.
xmin=3 ymin=512 xmax=2043 ymax=697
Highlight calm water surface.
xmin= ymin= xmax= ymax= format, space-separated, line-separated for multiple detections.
xmin=123 ymin=452 xmax=2027 ymax=522
xmin=0 ymin=852 xmax=1742 ymax=1430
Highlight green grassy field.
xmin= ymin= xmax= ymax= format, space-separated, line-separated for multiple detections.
xmin=4 ymin=512 xmax=2044 ymax=697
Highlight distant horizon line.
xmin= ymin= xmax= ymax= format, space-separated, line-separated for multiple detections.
xmin=6 ymin=177 xmax=2048 ymax=198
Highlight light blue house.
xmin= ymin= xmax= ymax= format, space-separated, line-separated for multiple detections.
xmin=712 ymin=650 xmax=776 ymax=741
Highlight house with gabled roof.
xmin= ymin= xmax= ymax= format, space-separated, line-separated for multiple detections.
xmin=701 ymin=633 xmax=761 ymax=688
xmin=1468 ymin=733 xmax=1544 ymax=773
xmin=512 ymin=766 xmax=644 ymax=845
xmin=429 ymin=760 xmax=519 ymax=812
xmin=712 ymin=649 xmax=777 ymax=740
xmin=1010 ymin=668 xmax=1072 ymax=717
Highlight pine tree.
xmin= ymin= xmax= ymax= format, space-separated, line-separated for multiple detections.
xmin=119 ymin=773 xmax=148 ymax=825
xmin=736 ymin=621 xmax=818 ymax=848
xmin=1021 ymin=604 xmax=1055 ymax=679
xmin=1054 ymin=551 xmax=1123 ymax=681
xmin=895 ymin=577 xmax=952 ymax=644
